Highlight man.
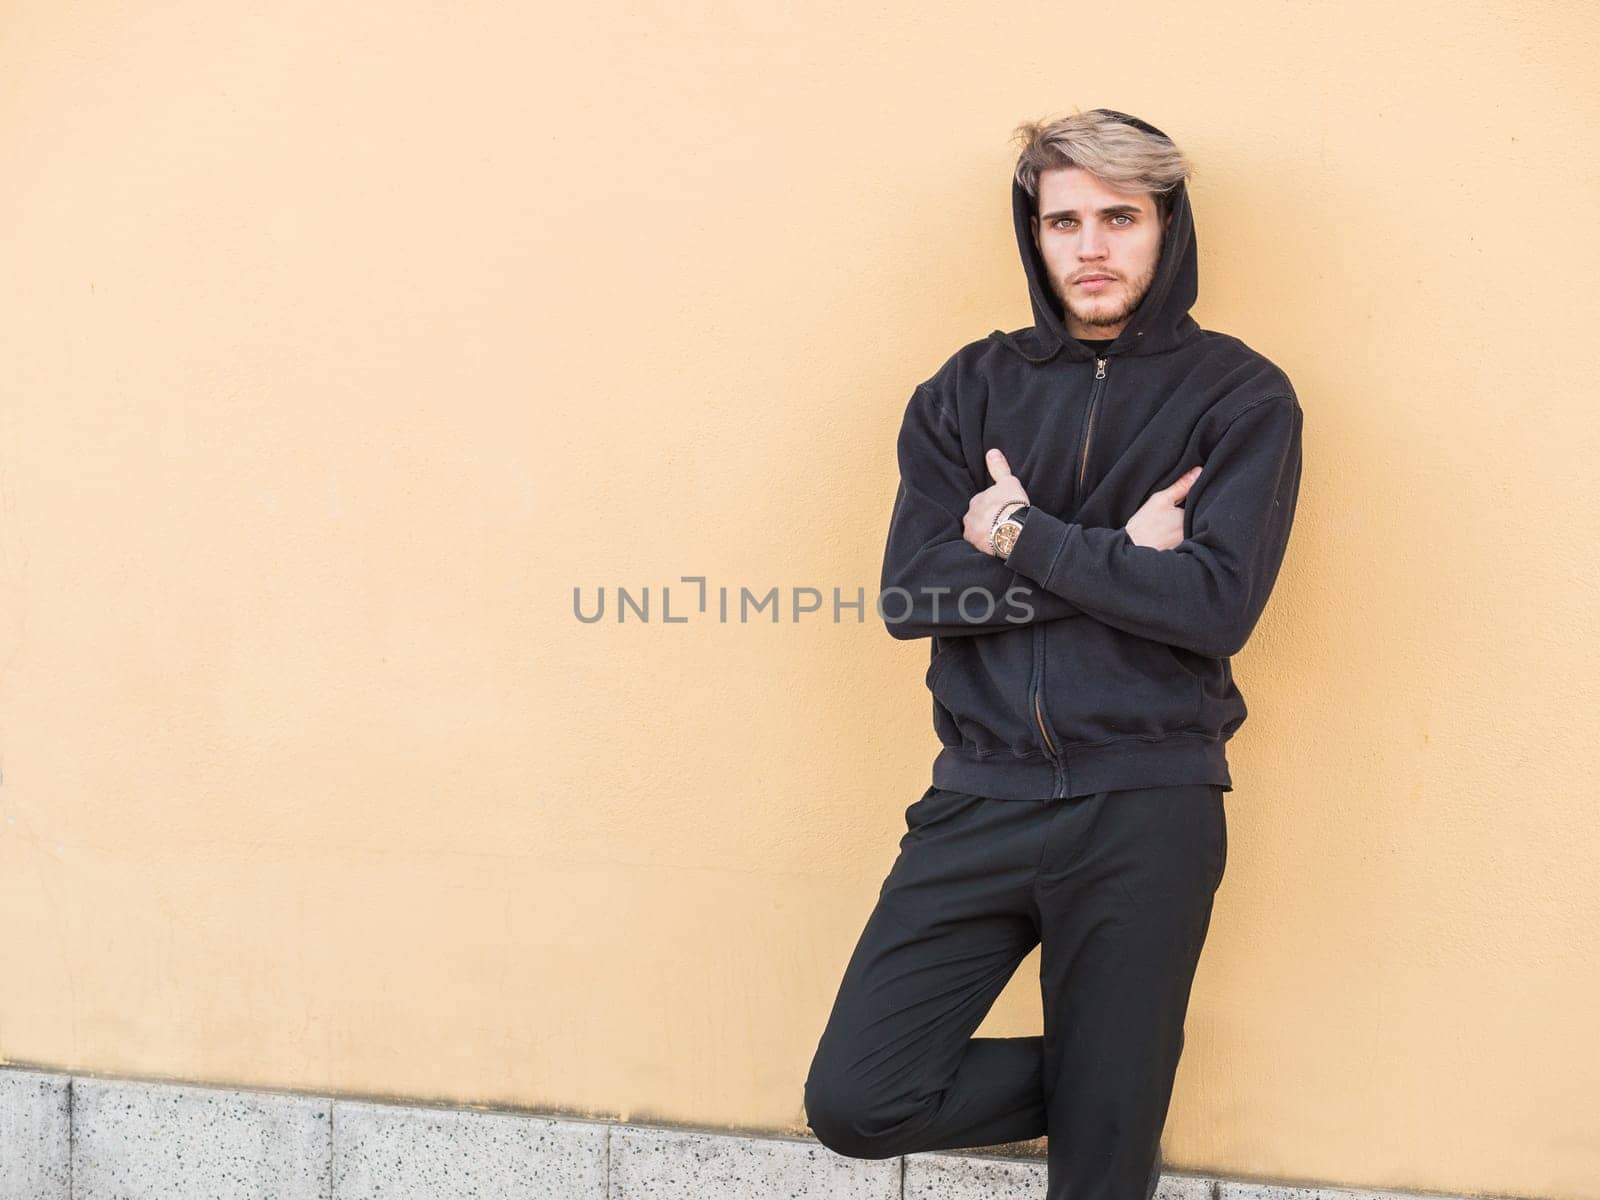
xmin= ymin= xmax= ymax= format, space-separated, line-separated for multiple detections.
xmin=803 ymin=109 xmax=1304 ymax=1198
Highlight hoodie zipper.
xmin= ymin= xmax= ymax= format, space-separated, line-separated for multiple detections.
xmin=1077 ymin=357 xmax=1110 ymax=495
xmin=1029 ymin=625 xmax=1063 ymax=797
xmin=1033 ymin=689 xmax=1058 ymax=759
xmin=1030 ymin=354 xmax=1112 ymax=799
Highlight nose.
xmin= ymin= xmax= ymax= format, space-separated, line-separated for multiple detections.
xmin=1076 ymin=221 xmax=1108 ymax=261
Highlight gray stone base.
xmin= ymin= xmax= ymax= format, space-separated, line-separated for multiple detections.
xmin=1 ymin=1065 xmax=1473 ymax=1200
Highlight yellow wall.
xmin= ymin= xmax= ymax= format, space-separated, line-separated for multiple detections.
xmin=2 ymin=1 xmax=1597 ymax=1195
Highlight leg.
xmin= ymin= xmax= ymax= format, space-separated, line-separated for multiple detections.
xmin=804 ymin=787 xmax=1055 ymax=1159
xmin=1034 ymin=785 xmax=1226 ymax=1199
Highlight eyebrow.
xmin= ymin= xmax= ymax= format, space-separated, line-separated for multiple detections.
xmin=1038 ymin=204 xmax=1145 ymax=221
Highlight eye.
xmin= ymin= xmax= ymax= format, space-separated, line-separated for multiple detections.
xmin=1111 ymin=214 xmax=1133 ymax=226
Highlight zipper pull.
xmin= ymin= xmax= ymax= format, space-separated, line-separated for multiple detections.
xmin=1095 ymin=357 xmax=1107 ymax=380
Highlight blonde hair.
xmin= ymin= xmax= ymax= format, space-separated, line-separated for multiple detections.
xmin=1011 ymin=108 xmax=1193 ymax=222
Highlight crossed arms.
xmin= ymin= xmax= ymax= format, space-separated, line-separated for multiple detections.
xmin=879 ymin=384 xmax=1305 ymax=659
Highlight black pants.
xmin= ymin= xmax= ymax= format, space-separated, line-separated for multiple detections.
xmin=803 ymin=784 xmax=1227 ymax=1200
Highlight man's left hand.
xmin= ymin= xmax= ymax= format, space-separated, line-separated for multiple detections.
xmin=965 ymin=448 xmax=1030 ymax=556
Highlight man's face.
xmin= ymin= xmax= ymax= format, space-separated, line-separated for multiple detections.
xmin=1029 ymin=166 xmax=1167 ymax=341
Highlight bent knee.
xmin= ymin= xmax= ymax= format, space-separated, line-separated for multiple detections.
xmin=802 ymin=1070 xmax=906 ymax=1160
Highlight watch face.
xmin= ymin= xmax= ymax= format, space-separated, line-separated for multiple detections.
xmin=995 ymin=522 xmax=1021 ymax=556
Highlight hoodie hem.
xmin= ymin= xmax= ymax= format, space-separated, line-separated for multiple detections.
xmin=932 ymin=733 xmax=1232 ymax=801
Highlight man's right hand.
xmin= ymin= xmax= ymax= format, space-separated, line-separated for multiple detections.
xmin=1125 ymin=465 xmax=1202 ymax=550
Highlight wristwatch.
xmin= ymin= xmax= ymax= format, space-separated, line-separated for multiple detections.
xmin=991 ymin=505 xmax=1031 ymax=559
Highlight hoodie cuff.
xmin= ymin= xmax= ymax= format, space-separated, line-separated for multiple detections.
xmin=1003 ymin=505 xmax=1073 ymax=590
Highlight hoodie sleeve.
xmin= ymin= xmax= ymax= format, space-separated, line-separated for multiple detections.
xmin=1001 ymin=395 xmax=1304 ymax=658
xmin=880 ymin=383 xmax=1085 ymax=640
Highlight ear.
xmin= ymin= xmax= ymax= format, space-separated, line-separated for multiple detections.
xmin=1029 ymin=214 xmax=1040 ymax=246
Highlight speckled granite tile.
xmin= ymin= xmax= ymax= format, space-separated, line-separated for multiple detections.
xmin=1220 ymin=1184 xmax=1400 ymax=1200
xmin=611 ymin=1123 xmax=900 ymax=1199
xmin=0 ymin=1068 xmax=71 ymax=1200
xmin=331 ymin=1098 xmax=607 ymax=1199
xmin=1155 ymin=1170 xmax=1220 ymax=1200
xmin=70 ymin=1075 xmax=332 ymax=1199
xmin=1164 ymin=1177 xmax=1222 ymax=1200
xmin=903 ymin=1150 xmax=1221 ymax=1199
xmin=903 ymin=1150 xmax=1047 ymax=1198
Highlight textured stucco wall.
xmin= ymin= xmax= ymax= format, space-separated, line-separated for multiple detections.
xmin=1 ymin=1 xmax=1596 ymax=1196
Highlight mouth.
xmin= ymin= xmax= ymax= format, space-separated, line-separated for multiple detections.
xmin=1073 ymin=274 xmax=1115 ymax=288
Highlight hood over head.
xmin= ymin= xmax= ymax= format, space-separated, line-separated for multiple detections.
xmin=991 ymin=108 xmax=1201 ymax=364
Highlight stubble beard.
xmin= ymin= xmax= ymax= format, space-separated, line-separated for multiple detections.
xmin=1057 ymin=261 xmax=1156 ymax=330
xmin=1066 ymin=285 xmax=1139 ymax=329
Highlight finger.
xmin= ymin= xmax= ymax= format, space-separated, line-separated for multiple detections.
xmin=985 ymin=448 xmax=1012 ymax=481
xmin=1166 ymin=464 xmax=1202 ymax=500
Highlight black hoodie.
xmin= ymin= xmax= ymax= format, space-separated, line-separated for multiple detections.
xmin=880 ymin=110 xmax=1304 ymax=801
